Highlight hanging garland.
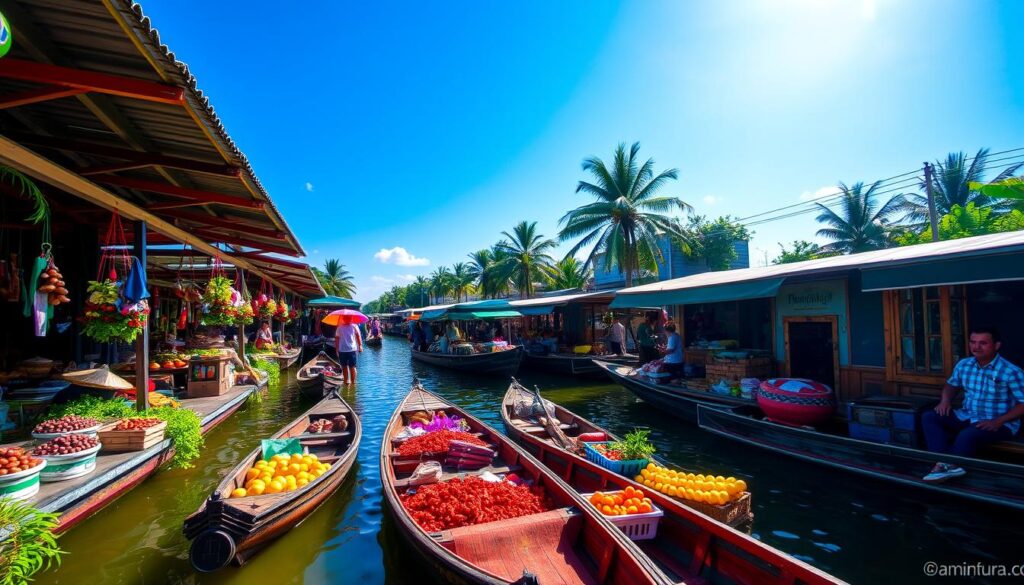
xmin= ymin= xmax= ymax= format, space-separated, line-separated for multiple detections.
xmin=273 ymin=287 xmax=290 ymax=323
xmin=80 ymin=213 xmax=148 ymax=343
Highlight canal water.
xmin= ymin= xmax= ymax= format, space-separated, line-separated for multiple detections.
xmin=35 ymin=341 xmax=1024 ymax=584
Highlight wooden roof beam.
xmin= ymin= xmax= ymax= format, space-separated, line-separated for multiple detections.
xmin=90 ymin=175 xmax=264 ymax=210
xmin=0 ymin=59 xmax=185 ymax=105
xmin=192 ymin=229 xmax=298 ymax=257
xmin=0 ymin=85 xmax=88 ymax=109
xmin=232 ymin=251 xmax=311 ymax=270
xmin=157 ymin=209 xmax=284 ymax=238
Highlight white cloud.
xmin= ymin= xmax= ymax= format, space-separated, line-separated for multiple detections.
xmin=396 ymin=274 xmax=417 ymax=282
xmin=799 ymin=186 xmax=840 ymax=202
xmin=373 ymin=246 xmax=430 ymax=267
xmin=702 ymin=195 xmax=719 ymax=206
xmin=305 ymin=182 xmax=314 ymax=192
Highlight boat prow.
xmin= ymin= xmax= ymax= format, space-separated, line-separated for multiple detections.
xmin=295 ymin=352 xmax=345 ymax=399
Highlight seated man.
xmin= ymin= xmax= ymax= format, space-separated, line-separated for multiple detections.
xmin=921 ymin=326 xmax=1024 ymax=482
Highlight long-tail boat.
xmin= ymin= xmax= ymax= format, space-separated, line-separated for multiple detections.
xmin=381 ymin=382 xmax=669 ymax=585
xmin=523 ymin=351 xmax=637 ymax=379
xmin=365 ymin=334 xmax=383 ymax=348
xmin=595 ymin=360 xmax=753 ymax=423
xmin=184 ymin=391 xmax=360 ymax=570
xmin=271 ymin=346 xmax=302 ymax=369
xmin=698 ymin=403 xmax=1024 ymax=512
xmin=501 ymin=381 xmax=842 ymax=585
xmin=295 ymin=352 xmax=345 ymax=399
xmin=411 ymin=345 xmax=523 ymax=377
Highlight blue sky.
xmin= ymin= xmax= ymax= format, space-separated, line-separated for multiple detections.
xmin=143 ymin=0 xmax=1024 ymax=301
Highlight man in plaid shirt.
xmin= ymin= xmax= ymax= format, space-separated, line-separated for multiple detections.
xmin=922 ymin=327 xmax=1024 ymax=482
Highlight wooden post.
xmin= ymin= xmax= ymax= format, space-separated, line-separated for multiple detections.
xmin=133 ymin=220 xmax=150 ymax=412
xmin=237 ymin=268 xmax=246 ymax=366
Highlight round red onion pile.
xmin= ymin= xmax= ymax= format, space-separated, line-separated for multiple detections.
xmin=32 ymin=434 xmax=99 ymax=456
xmin=34 ymin=415 xmax=99 ymax=434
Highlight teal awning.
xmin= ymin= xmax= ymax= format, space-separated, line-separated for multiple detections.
xmin=861 ymin=254 xmax=1024 ymax=291
xmin=610 ymin=277 xmax=785 ymax=308
xmin=446 ymin=310 xmax=521 ymax=320
xmin=307 ymin=296 xmax=361 ymax=308
xmin=420 ymin=308 xmax=450 ymax=321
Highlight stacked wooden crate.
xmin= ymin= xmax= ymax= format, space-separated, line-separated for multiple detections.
xmin=705 ymin=356 xmax=772 ymax=384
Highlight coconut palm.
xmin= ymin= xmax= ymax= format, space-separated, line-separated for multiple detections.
xmin=493 ymin=221 xmax=556 ymax=299
xmin=448 ymin=262 xmax=472 ymax=301
xmin=488 ymin=243 xmax=514 ymax=298
xmin=558 ymin=142 xmax=692 ymax=287
xmin=409 ymin=276 xmax=430 ymax=307
xmin=466 ymin=249 xmax=494 ymax=298
xmin=428 ymin=267 xmax=453 ymax=303
xmin=544 ymin=257 xmax=591 ymax=291
xmin=900 ymin=149 xmax=1023 ymax=228
xmin=815 ymin=181 xmax=903 ymax=254
xmin=319 ymin=259 xmax=356 ymax=298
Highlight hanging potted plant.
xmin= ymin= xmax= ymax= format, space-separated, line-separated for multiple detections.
xmin=80 ymin=214 xmax=148 ymax=343
xmin=200 ymin=275 xmax=236 ymax=326
xmin=233 ymin=271 xmax=254 ymax=326
xmin=273 ymin=297 xmax=290 ymax=323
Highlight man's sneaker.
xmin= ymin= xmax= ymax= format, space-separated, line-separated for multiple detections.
xmin=922 ymin=462 xmax=967 ymax=482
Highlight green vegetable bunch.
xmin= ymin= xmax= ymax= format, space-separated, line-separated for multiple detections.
xmin=251 ymin=357 xmax=281 ymax=387
xmin=0 ymin=499 xmax=64 ymax=585
xmin=201 ymin=276 xmax=237 ymax=326
xmin=609 ymin=429 xmax=657 ymax=461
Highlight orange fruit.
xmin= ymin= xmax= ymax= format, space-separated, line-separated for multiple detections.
xmin=638 ymin=503 xmax=652 ymax=514
xmin=735 ymin=479 xmax=747 ymax=492
xmin=248 ymin=483 xmax=265 ymax=496
xmin=601 ymin=496 xmax=615 ymax=507
xmin=297 ymin=478 xmax=309 ymax=487
xmin=590 ymin=493 xmax=603 ymax=505
xmin=601 ymin=505 xmax=613 ymax=515
xmin=627 ymin=505 xmax=638 ymax=514
xmin=612 ymin=494 xmax=623 ymax=505
xmin=633 ymin=489 xmax=645 ymax=500
xmin=643 ymin=479 xmax=654 ymax=488
xmin=634 ymin=475 xmax=644 ymax=483
xmin=230 ymin=488 xmax=247 ymax=498
xmin=246 ymin=468 xmax=261 ymax=481
xmin=623 ymin=485 xmax=635 ymax=496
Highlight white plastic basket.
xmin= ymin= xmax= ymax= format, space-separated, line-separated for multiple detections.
xmin=582 ymin=491 xmax=664 ymax=541
xmin=0 ymin=460 xmax=46 ymax=501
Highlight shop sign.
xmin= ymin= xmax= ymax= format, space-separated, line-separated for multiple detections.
xmin=784 ymin=288 xmax=834 ymax=311
xmin=0 ymin=11 xmax=10 ymax=59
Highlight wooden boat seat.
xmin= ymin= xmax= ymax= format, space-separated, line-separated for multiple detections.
xmin=518 ymin=422 xmax=579 ymax=434
xmin=436 ymin=507 xmax=595 ymax=585
xmin=393 ymin=464 xmax=523 ymax=489
xmin=295 ymin=431 xmax=352 ymax=442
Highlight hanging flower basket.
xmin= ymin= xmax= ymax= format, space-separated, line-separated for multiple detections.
xmin=234 ymin=301 xmax=255 ymax=326
xmin=200 ymin=276 xmax=237 ymax=326
xmin=256 ymin=296 xmax=276 ymax=320
xmin=81 ymin=279 xmax=149 ymax=343
xmin=273 ymin=299 xmax=290 ymax=323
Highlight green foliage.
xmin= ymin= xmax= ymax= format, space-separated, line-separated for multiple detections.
xmin=148 ymin=407 xmax=204 ymax=469
xmin=894 ymin=203 xmax=1024 ymax=245
xmin=251 ymin=357 xmax=281 ymax=387
xmin=814 ymin=181 xmax=903 ymax=254
xmin=559 ymin=142 xmax=692 ymax=286
xmin=681 ymin=215 xmax=751 ymax=271
xmin=0 ymin=166 xmax=49 ymax=225
xmin=773 ymin=240 xmax=828 ymax=264
xmin=970 ymin=177 xmax=1024 ymax=200
xmin=315 ymin=260 xmax=356 ymax=298
xmin=0 ymin=499 xmax=64 ymax=584
xmin=609 ymin=429 xmax=657 ymax=461
xmin=46 ymin=397 xmax=203 ymax=469
xmin=494 ymin=221 xmax=557 ymax=299
xmin=544 ymin=257 xmax=592 ymax=290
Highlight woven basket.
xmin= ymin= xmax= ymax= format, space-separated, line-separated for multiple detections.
xmin=679 ymin=492 xmax=752 ymax=526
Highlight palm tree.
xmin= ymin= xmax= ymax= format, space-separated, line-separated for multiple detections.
xmin=900 ymin=149 xmax=1023 ymax=228
xmin=487 ymin=243 xmax=514 ymax=298
xmin=558 ymin=142 xmax=692 ymax=287
xmin=318 ymin=259 xmax=355 ymax=298
xmin=410 ymin=276 xmax=429 ymax=307
xmin=466 ymin=249 xmax=494 ymax=298
xmin=545 ymin=257 xmax=591 ymax=290
xmin=429 ymin=267 xmax=453 ymax=303
xmin=493 ymin=221 xmax=557 ymax=299
xmin=450 ymin=262 xmax=474 ymax=301
xmin=815 ymin=181 xmax=903 ymax=254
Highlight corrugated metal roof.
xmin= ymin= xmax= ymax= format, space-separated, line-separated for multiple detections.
xmin=509 ymin=290 xmax=615 ymax=308
xmin=614 ymin=231 xmax=1024 ymax=299
xmin=0 ymin=0 xmax=306 ymax=257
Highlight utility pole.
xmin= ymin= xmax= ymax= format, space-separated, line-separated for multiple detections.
xmin=924 ymin=162 xmax=940 ymax=242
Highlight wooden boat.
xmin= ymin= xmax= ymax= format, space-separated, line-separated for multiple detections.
xmin=184 ymin=391 xmax=360 ymax=570
xmin=271 ymin=347 xmax=302 ymax=369
xmin=698 ymin=403 xmax=1024 ymax=512
xmin=295 ymin=352 xmax=345 ymax=399
xmin=365 ymin=334 xmax=383 ymax=348
xmin=501 ymin=383 xmax=841 ymax=585
xmin=523 ymin=351 xmax=638 ymax=379
xmin=595 ymin=360 xmax=753 ymax=423
xmin=382 ymin=383 xmax=668 ymax=585
xmin=411 ymin=346 xmax=523 ymax=377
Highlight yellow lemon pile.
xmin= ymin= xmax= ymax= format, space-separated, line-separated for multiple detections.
xmin=229 ymin=453 xmax=332 ymax=498
xmin=634 ymin=463 xmax=747 ymax=506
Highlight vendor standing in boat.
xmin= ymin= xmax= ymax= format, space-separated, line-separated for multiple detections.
xmin=334 ymin=319 xmax=363 ymax=384
xmin=636 ymin=313 xmax=659 ymax=365
xmin=921 ymin=327 xmax=1024 ymax=482
xmin=608 ymin=316 xmax=626 ymax=356
xmin=660 ymin=322 xmax=685 ymax=379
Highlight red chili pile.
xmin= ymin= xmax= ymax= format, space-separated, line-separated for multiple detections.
xmin=396 ymin=430 xmax=487 ymax=457
xmin=401 ymin=476 xmax=550 ymax=531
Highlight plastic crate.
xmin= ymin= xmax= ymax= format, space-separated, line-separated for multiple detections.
xmin=847 ymin=396 xmax=934 ymax=447
xmin=583 ymin=442 xmax=649 ymax=478
xmin=583 ymin=491 xmax=663 ymax=541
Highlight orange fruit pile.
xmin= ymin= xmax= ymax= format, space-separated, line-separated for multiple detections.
xmin=587 ymin=486 xmax=654 ymax=516
xmin=634 ymin=463 xmax=747 ymax=506
xmin=228 ymin=453 xmax=332 ymax=498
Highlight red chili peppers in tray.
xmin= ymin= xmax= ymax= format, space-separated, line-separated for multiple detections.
xmin=396 ymin=430 xmax=488 ymax=457
xmin=400 ymin=476 xmax=551 ymax=532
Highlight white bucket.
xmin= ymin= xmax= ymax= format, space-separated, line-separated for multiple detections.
xmin=38 ymin=443 xmax=101 ymax=482
xmin=0 ymin=460 xmax=46 ymax=500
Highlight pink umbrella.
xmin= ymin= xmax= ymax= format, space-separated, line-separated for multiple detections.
xmin=322 ymin=309 xmax=368 ymax=326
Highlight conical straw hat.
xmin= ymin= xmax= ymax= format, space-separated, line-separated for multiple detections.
xmin=61 ymin=365 xmax=133 ymax=391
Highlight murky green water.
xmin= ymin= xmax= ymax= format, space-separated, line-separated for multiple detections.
xmin=34 ymin=341 xmax=1024 ymax=584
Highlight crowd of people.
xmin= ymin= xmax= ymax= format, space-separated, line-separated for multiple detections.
xmin=406 ymin=319 xmax=509 ymax=354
